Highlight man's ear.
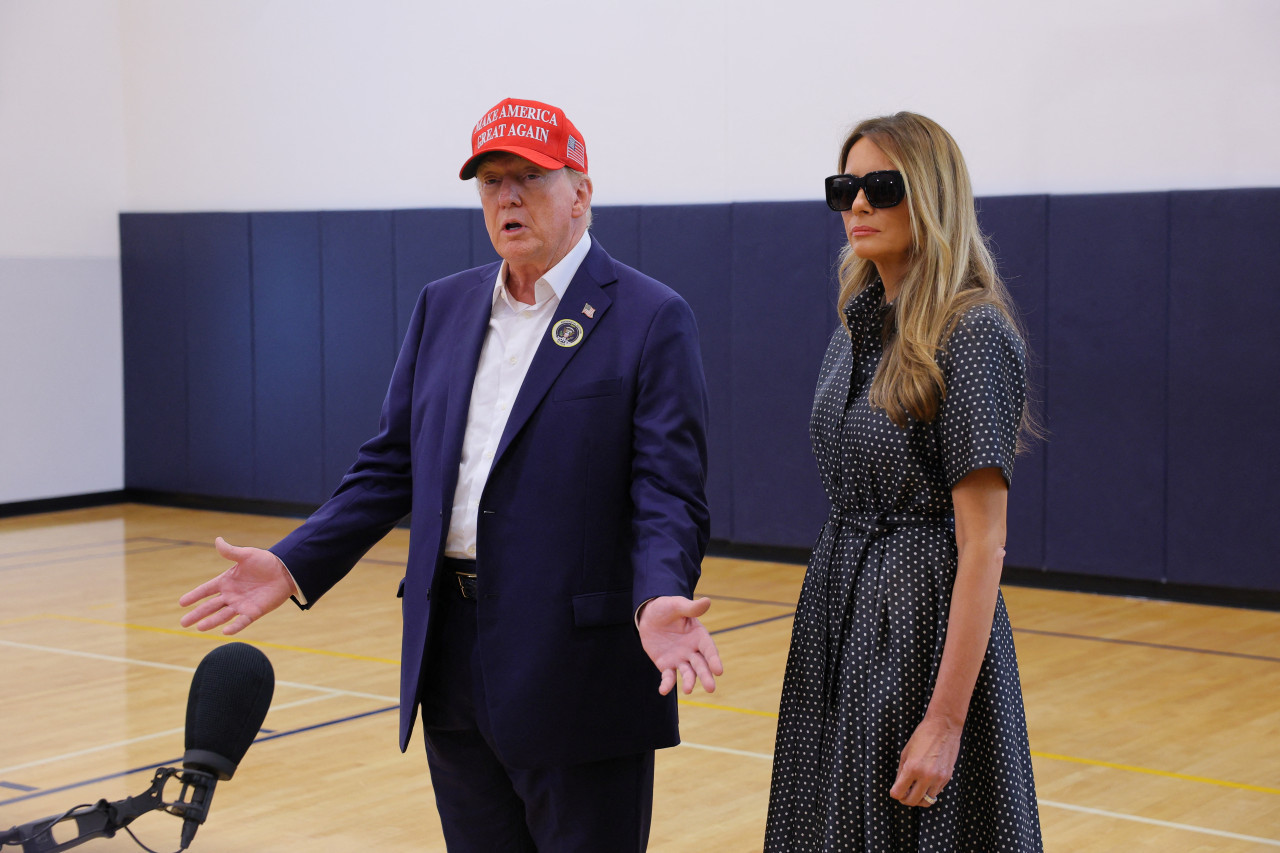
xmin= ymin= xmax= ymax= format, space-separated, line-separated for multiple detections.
xmin=572 ymin=175 xmax=593 ymax=217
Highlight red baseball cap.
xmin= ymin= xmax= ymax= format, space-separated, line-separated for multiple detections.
xmin=459 ymin=97 xmax=588 ymax=180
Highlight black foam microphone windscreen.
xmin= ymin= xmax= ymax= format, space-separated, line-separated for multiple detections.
xmin=183 ymin=642 xmax=275 ymax=781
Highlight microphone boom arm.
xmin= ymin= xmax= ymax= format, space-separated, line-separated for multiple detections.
xmin=0 ymin=766 xmax=217 ymax=853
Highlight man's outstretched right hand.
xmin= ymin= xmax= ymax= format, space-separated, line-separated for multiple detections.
xmin=178 ymin=537 xmax=297 ymax=635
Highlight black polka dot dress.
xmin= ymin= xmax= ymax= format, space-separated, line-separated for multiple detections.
xmin=765 ymin=279 xmax=1042 ymax=852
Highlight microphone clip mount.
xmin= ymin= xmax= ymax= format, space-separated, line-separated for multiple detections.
xmin=0 ymin=766 xmax=217 ymax=853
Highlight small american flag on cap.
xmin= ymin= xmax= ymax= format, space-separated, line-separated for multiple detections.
xmin=566 ymin=135 xmax=585 ymax=167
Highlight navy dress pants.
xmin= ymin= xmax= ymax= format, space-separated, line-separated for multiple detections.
xmin=420 ymin=564 xmax=655 ymax=852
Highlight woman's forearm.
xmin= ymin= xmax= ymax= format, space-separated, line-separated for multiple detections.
xmin=926 ymin=467 xmax=1009 ymax=727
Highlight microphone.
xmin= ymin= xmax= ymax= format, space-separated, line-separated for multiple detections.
xmin=178 ymin=642 xmax=275 ymax=848
xmin=0 ymin=642 xmax=274 ymax=852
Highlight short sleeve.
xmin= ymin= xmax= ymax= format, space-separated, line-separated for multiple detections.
xmin=935 ymin=304 xmax=1026 ymax=488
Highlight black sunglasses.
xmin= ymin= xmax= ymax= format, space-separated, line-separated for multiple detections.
xmin=825 ymin=171 xmax=906 ymax=211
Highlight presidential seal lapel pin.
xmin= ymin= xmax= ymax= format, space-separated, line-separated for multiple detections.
xmin=551 ymin=318 xmax=584 ymax=348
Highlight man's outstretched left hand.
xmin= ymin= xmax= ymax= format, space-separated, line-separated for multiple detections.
xmin=637 ymin=596 xmax=723 ymax=695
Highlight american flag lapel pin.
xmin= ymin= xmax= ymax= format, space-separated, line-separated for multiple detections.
xmin=582 ymin=303 xmax=596 ymax=319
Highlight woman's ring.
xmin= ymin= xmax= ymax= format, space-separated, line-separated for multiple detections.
xmin=922 ymin=793 xmax=937 ymax=805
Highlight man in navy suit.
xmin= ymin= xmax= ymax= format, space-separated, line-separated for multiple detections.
xmin=179 ymin=97 xmax=721 ymax=851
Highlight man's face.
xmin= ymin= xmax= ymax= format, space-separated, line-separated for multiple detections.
xmin=476 ymin=152 xmax=591 ymax=277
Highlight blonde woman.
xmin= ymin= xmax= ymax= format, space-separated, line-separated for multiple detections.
xmin=765 ymin=113 xmax=1042 ymax=851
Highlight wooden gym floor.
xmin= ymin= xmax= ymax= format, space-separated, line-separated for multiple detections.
xmin=1 ymin=504 xmax=1277 ymax=851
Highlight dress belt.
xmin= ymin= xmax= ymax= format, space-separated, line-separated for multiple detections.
xmin=826 ymin=510 xmax=954 ymax=536
xmin=442 ymin=557 xmax=478 ymax=600
xmin=816 ymin=511 xmax=953 ymax=714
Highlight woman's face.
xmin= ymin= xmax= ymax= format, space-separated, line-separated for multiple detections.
xmin=841 ymin=136 xmax=913 ymax=291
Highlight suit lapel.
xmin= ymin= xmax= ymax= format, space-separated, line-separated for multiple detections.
xmin=438 ymin=266 xmax=499 ymax=509
xmin=492 ymin=240 xmax=616 ymax=465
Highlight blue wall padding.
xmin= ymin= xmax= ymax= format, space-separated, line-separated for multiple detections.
xmin=1045 ymin=194 xmax=1169 ymax=580
xmin=251 ymin=212 xmax=326 ymax=504
xmin=393 ymin=209 xmax=473 ymax=344
xmin=182 ymin=214 xmax=255 ymax=499
xmin=319 ymin=211 xmax=399 ymax=489
xmin=468 ymin=210 xmax=499 ymax=268
xmin=977 ymin=195 xmax=1049 ymax=570
xmin=118 ymin=186 xmax=1280 ymax=592
xmin=590 ymin=205 xmax=641 ymax=269
xmin=825 ymin=207 xmax=849 ymax=274
xmin=120 ymin=214 xmax=188 ymax=492
xmin=1166 ymin=188 xmax=1280 ymax=589
xmin=729 ymin=202 xmax=837 ymax=547
xmin=637 ymin=204 xmax=735 ymax=541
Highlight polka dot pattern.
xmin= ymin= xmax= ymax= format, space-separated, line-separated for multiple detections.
xmin=765 ymin=279 xmax=1042 ymax=851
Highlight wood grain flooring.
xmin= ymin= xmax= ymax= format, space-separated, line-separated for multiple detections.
xmin=1 ymin=505 xmax=1277 ymax=851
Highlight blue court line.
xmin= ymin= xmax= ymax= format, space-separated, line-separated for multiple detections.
xmin=0 ymin=706 xmax=398 ymax=809
xmin=127 ymin=537 xmax=407 ymax=568
xmin=1012 ymin=627 xmax=1280 ymax=664
xmin=0 ymin=539 xmax=137 ymax=561
xmin=0 ymin=537 xmax=406 ymax=572
xmin=701 ymin=592 xmax=796 ymax=608
xmin=0 ymin=543 xmax=191 ymax=573
xmin=709 ymin=612 xmax=796 ymax=634
xmin=702 ymin=604 xmax=1280 ymax=666
xmin=0 ymin=782 xmax=38 ymax=792
xmin=0 ymin=537 xmax=201 ymax=560
xmin=249 ymin=706 xmax=397 ymax=747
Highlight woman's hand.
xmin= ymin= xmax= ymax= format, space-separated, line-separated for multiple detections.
xmin=889 ymin=713 xmax=962 ymax=807
xmin=888 ymin=465 xmax=1008 ymax=808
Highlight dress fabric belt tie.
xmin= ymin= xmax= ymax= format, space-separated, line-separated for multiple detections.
xmin=816 ymin=512 xmax=954 ymax=714
xmin=828 ymin=511 xmax=953 ymax=535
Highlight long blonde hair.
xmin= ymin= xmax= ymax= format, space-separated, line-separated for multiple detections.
xmin=836 ymin=112 xmax=1023 ymax=428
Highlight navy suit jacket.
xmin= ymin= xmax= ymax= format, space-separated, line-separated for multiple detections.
xmin=271 ymin=238 xmax=710 ymax=768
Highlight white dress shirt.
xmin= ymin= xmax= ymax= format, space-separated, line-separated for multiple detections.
xmin=286 ymin=232 xmax=593 ymax=602
xmin=444 ymin=232 xmax=593 ymax=559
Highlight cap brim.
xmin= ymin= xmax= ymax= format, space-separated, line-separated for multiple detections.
xmin=459 ymin=146 xmax=567 ymax=180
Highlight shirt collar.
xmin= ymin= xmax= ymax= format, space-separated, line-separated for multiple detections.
xmin=493 ymin=231 xmax=593 ymax=311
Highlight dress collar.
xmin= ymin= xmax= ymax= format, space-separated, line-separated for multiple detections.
xmin=843 ymin=278 xmax=888 ymax=329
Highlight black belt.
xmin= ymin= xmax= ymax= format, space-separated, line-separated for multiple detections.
xmin=443 ymin=557 xmax=477 ymax=600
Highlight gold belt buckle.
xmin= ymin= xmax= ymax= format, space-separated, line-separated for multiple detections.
xmin=455 ymin=571 xmax=477 ymax=598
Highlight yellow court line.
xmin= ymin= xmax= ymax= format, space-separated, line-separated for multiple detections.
xmin=678 ymin=698 xmax=780 ymax=718
xmin=26 ymin=613 xmax=1280 ymax=797
xmin=1031 ymin=751 xmax=1280 ymax=796
xmin=38 ymin=613 xmax=400 ymax=665
xmin=0 ymin=614 xmax=46 ymax=628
